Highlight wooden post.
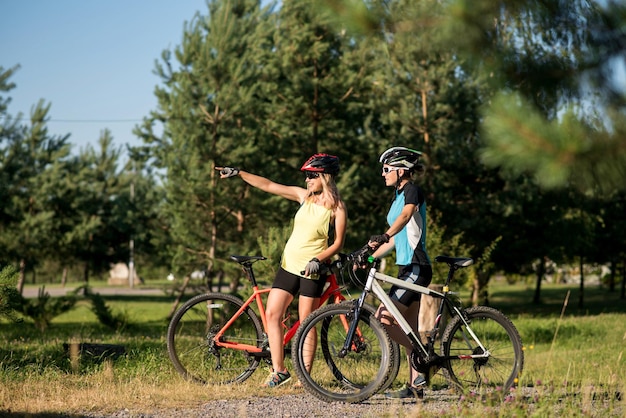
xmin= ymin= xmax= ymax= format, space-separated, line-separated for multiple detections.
xmin=69 ymin=341 xmax=80 ymax=372
xmin=65 ymin=342 xmax=125 ymax=370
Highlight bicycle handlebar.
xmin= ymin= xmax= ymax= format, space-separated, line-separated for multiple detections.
xmin=299 ymin=244 xmax=374 ymax=276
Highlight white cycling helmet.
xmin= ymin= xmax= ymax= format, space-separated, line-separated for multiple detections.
xmin=379 ymin=146 xmax=422 ymax=170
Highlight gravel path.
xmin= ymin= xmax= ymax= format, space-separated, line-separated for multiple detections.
xmin=80 ymin=386 xmax=623 ymax=418
xmin=85 ymin=391 xmax=459 ymax=418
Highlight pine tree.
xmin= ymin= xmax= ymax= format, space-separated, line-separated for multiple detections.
xmin=256 ymin=0 xmax=378 ymax=247
xmin=0 ymin=94 xmax=71 ymax=293
xmin=314 ymin=0 xmax=626 ymax=303
xmin=59 ymin=132 xmax=137 ymax=283
xmin=439 ymin=0 xmax=626 ymax=195
xmin=134 ymin=0 xmax=276 ymax=282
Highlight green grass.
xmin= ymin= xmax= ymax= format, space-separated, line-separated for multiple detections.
xmin=2 ymin=282 xmax=625 ymax=416
xmin=488 ymin=279 xmax=626 ymax=314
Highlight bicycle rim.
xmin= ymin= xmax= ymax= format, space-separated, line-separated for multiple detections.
xmin=167 ymin=293 xmax=265 ymax=385
xmin=441 ymin=306 xmax=524 ymax=397
xmin=292 ymin=301 xmax=393 ymax=403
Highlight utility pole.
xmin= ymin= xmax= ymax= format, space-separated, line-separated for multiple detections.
xmin=129 ymin=169 xmax=135 ymax=289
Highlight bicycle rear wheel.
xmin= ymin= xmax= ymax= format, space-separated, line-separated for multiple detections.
xmin=440 ymin=306 xmax=524 ymax=396
xmin=167 ymin=293 xmax=265 ymax=385
xmin=292 ymin=300 xmax=395 ymax=403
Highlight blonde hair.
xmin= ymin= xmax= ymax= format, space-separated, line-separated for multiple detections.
xmin=306 ymin=173 xmax=341 ymax=210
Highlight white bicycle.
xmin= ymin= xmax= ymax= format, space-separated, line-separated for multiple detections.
xmin=292 ymin=245 xmax=524 ymax=403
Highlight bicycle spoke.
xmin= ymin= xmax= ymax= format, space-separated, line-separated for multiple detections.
xmin=441 ymin=306 xmax=524 ymax=396
xmin=292 ymin=301 xmax=395 ymax=403
xmin=167 ymin=293 xmax=264 ymax=385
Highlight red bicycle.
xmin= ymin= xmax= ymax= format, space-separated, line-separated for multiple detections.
xmin=166 ymin=254 xmax=401 ymax=386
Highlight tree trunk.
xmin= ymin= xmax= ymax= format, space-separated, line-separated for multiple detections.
xmin=471 ymin=270 xmax=491 ymax=306
xmin=609 ymin=259 xmax=616 ymax=292
xmin=421 ymin=89 xmax=430 ymax=146
xmin=471 ymin=275 xmax=479 ymax=306
xmin=205 ymin=271 xmax=213 ymax=293
xmin=578 ymin=256 xmax=585 ymax=309
xmin=17 ymin=258 xmax=26 ymax=294
xmin=83 ymin=262 xmax=90 ymax=295
xmin=532 ymin=257 xmax=545 ymax=304
xmin=61 ymin=267 xmax=68 ymax=287
xmin=620 ymin=257 xmax=626 ymax=300
xmin=167 ymin=276 xmax=191 ymax=321
xmin=226 ymin=270 xmax=240 ymax=293
xmin=480 ymin=271 xmax=490 ymax=306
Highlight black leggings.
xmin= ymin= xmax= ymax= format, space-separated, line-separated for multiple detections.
xmin=389 ymin=264 xmax=433 ymax=306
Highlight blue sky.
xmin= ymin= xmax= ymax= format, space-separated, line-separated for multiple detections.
xmin=1 ymin=0 xmax=207 ymax=154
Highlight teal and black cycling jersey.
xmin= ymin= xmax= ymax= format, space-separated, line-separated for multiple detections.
xmin=386 ymin=182 xmax=431 ymax=266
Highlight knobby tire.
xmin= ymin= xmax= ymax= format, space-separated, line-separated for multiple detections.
xmin=167 ymin=293 xmax=265 ymax=385
xmin=292 ymin=300 xmax=396 ymax=403
xmin=440 ymin=305 xmax=524 ymax=396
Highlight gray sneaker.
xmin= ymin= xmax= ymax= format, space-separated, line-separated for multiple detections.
xmin=413 ymin=374 xmax=427 ymax=388
xmin=384 ymin=382 xmax=424 ymax=399
xmin=262 ymin=370 xmax=291 ymax=388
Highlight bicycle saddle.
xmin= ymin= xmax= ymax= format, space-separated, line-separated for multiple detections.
xmin=434 ymin=256 xmax=474 ymax=268
xmin=230 ymin=255 xmax=267 ymax=264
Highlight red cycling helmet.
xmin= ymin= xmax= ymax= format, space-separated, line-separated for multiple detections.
xmin=300 ymin=153 xmax=340 ymax=175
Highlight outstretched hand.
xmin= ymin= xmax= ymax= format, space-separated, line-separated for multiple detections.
xmin=215 ymin=166 xmax=240 ymax=178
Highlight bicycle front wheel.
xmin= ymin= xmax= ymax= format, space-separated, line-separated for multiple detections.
xmin=440 ymin=306 xmax=524 ymax=396
xmin=320 ymin=301 xmax=400 ymax=393
xmin=167 ymin=293 xmax=265 ymax=385
xmin=292 ymin=300 xmax=395 ymax=403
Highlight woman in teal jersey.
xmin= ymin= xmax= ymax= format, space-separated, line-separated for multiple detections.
xmin=368 ymin=146 xmax=433 ymax=399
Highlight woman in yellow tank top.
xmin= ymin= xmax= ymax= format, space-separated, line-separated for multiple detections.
xmin=216 ymin=154 xmax=347 ymax=388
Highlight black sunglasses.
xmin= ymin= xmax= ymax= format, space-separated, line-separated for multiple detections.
xmin=304 ymin=171 xmax=320 ymax=179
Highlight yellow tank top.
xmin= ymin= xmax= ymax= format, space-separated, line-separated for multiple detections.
xmin=281 ymin=200 xmax=332 ymax=278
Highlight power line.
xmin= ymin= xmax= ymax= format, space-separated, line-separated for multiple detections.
xmin=47 ymin=119 xmax=143 ymax=123
xmin=4 ymin=117 xmax=144 ymax=123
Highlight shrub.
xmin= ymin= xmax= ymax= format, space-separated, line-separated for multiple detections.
xmin=0 ymin=265 xmax=23 ymax=322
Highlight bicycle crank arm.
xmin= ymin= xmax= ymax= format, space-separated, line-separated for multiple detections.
xmin=440 ymin=351 xmax=491 ymax=361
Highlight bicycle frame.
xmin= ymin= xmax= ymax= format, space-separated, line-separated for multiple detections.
xmin=342 ymin=261 xmax=490 ymax=364
xmin=213 ymin=272 xmax=346 ymax=354
xmin=289 ymin=250 xmax=524 ymax=402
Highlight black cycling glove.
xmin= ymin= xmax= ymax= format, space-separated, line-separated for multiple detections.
xmin=353 ymin=247 xmax=371 ymax=269
xmin=219 ymin=167 xmax=240 ymax=178
xmin=369 ymin=233 xmax=390 ymax=245
xmin=304 ymin=258 xmax=321 ymax=276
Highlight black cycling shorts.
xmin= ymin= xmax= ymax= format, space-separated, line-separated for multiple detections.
xmin=389 ymin=263 xmax=433 ymax=306
xmin=272 ymin=267 xmax=328 ymax=298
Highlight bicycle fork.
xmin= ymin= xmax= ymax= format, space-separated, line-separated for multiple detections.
xmin=338 ymin=294 xmax=368 ymax=358
xmin=338 ymin=267 xmax=389 ymax=357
